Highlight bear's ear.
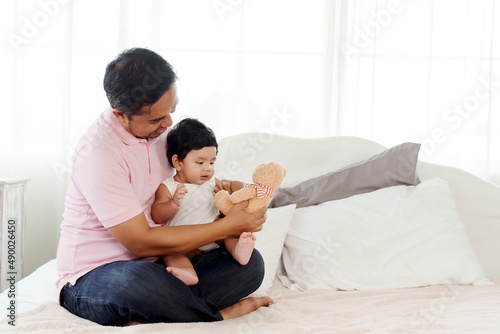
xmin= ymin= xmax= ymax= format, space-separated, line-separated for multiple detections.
xmin=252 ymin=163 xmax=267 ymax=180
xmin=281 ymin=166 xmax=287 ymax=179
xmin=270 ymin=162 xmax=286 ymax=181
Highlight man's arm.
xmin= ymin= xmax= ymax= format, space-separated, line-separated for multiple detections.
xmin=108 ymin=202 xmax=266 ymax=258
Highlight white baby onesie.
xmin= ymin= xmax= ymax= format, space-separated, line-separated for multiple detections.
xmin=162 ymin=176 xmax=220 ymax=252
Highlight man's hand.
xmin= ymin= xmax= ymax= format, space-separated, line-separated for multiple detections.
xmin=222 ymin=201 xmax=267 ymax=237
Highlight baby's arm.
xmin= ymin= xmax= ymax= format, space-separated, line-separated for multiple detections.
xmin=215 ymin=178 xmax=246 ymax=194
xmin=151 ymin=183 xmax=188 ymax=225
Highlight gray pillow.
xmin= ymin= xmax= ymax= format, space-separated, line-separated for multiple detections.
xmin=269 ymin=142 xmax=421 ymax=208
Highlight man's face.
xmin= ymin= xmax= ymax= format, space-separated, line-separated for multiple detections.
xmin=114 ymin=83 xmax=179 ymax=139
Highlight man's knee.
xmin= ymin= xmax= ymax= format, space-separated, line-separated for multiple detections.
xmin=246 ymin=249 xmax=265 ymax=282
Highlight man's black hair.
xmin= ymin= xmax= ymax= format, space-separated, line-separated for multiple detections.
xmin=103 ymin=48 xmax=178 ymax=118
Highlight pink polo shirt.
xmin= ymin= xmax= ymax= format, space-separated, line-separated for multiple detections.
xmin=56 ymin=107 xmax=174 ymax=293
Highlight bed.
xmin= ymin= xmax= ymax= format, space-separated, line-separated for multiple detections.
xmin=2 ymin=133 xmax=500 ymax=333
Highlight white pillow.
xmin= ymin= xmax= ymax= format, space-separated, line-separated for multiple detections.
xmin=253 ymin=204 xmax=296 ymax=293
xmin=278 ymin=178 xmax=490 ymax=291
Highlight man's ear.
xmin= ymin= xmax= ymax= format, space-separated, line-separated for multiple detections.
xmin=112 ymin=109 xmax=128 ymax=126
xmin=171 ymin=155 xmax=182 ymax=171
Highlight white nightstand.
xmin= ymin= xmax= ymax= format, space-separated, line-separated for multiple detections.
xmin=0 ymin=178 xmax=29 ymax=293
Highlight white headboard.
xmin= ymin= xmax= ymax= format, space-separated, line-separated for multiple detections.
xmin=215 ymin=133 xmax=386 ymax=188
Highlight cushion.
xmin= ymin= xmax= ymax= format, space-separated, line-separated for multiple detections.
xmin=253 ymin=204 xmax=296 ymax=293
xmin=269 ymin=142 xmax=421 ymax=208
xmin=278 ymin=178 xmax=490 ymax=291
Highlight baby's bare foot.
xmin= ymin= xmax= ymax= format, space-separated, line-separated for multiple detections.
xmin=233 ymin=232 xmax=256 ymax=265
xmin=167 ymin=266 xmax=199 ymax=286
xmin=220 ymin=296 xmax=273 ymax=320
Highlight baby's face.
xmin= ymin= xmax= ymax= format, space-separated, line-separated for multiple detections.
xmin=176 ymin=146 xmax=217 ymax=185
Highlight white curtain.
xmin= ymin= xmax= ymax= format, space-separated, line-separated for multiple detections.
xmin=336 ymin=0 xmax=500 ymax=184
xmin=1 ymin=0 xmax=327 ymax=275
xmin=1 ymin=0 xmax=498 ymax=275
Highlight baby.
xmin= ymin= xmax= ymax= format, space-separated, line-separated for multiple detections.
xmin=151 ymin=118 xmax=256 ymax=285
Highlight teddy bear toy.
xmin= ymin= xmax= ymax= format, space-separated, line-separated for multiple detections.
xmin=214 ymin=161 xmax=287 ymax=215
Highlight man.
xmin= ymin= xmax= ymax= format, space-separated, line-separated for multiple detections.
xmin=56 ymin=48 xmax=272 ymax=326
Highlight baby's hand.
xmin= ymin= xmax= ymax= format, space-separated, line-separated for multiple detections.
xmin=172 ymin=184 xmax=188 ymax=206
xmin=214 ymin=179 xmax=231 ymax=196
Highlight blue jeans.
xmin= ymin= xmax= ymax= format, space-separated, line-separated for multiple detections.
xmin=60 ymin=247 xmax=265 ymax=326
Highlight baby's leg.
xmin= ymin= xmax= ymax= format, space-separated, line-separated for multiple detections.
xmin=224 ymin=233 xmax=256 ymax=266
xmin=163 ymin=254 xmax=199 ymax=286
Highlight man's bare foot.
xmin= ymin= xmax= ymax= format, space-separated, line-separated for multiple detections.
xmin=233 ymin=232 xmax=256 ymax=265
xmin=220 ymin=296 xmax=274 ymax=320
xmin=123 ymin=321 xmax=142 ymax=326
xmin=167 ymin=266 xmax=199 ymax=286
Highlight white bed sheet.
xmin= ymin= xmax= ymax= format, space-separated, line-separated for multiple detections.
xmin=1 ymin=261 xmax=500 ymax=333
xmin=0 ymin=259 xmax=58 ymax=315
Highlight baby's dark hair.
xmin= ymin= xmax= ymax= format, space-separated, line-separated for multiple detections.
xmin=166 ymin=118 xmax=218 ymax=167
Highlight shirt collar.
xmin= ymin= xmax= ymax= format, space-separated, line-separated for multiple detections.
xmin=103 ymin=106 xmax=162 ymax=146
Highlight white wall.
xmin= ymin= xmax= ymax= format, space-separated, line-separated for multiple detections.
xmin=23 ymin=167 xmax=66 ymax=276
